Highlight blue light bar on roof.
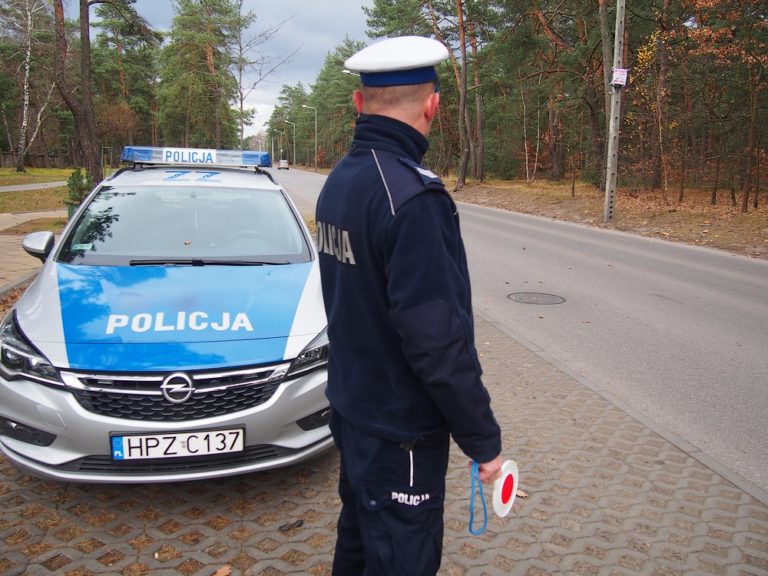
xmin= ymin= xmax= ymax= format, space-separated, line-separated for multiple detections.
xmin=121 ymin=146 xmax=272 ymax=168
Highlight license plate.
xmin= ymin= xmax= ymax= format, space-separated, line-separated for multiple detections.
xmin=111 ymin=428 xmax=244 ymax=460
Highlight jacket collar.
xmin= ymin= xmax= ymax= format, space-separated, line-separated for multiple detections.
xmin=351 ymin=114 xmax=429 ymax=163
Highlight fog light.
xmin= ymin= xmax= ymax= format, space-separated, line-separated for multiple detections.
xmin=297 ymin=407 xmax=331 ymax=431
xmin=0 ymin=417 xmax=56 ymax=446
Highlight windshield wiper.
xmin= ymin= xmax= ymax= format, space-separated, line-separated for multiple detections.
xmin=129 ymin=258 xmax=289 ymax=266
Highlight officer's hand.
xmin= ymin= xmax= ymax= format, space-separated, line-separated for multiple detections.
xmin=471 ymin=455 xmax=503 ymax=484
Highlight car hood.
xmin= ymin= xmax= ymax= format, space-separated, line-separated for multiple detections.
xmin=16 ymin=262 xmax=326 ymax=371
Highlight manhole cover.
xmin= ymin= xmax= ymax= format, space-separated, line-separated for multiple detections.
xmin=507 ymin=292 xmax=566 ymax=305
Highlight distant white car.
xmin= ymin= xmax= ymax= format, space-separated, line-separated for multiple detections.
xmin=0 ymin=146 xmax=332 ymax=483
xmin=278 ymin=159 xmax=289 ymax=170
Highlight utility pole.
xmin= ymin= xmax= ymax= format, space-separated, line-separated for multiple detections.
xmin=603 ymin=0 xmax=627 ymax=223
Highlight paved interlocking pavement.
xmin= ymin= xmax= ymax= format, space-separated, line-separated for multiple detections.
xmin=1 ymin=314 xmax=766 ymax=575
xmin=0 ymin=209 xmax=67 ymax=292
xmin=1 ymin=206 xmax=766 ymax=574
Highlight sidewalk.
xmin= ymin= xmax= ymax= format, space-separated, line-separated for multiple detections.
xmin=0 ymin=181 xmax=66 ymax=194
xmin=0 ymin=209 xmax=67 ymax=294
xmin=1 ymin=208 xmax=767 ymax=574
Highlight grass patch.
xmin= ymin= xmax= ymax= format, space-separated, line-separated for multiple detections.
xmin=0 ymin=187 xmax=68 ymax=213
xmin=0 ymin=167 xmax=73 ymax=186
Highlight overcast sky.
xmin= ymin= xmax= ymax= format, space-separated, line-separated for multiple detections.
xmin=130 ymin=0 xmax=374 ymax=136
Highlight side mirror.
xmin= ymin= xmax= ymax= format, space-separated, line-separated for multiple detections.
xmin=22 ymin=231 xmax=55 ymax=263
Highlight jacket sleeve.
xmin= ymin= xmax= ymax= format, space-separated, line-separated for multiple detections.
xmin=385 ymin=190 xmax=501 ymax=463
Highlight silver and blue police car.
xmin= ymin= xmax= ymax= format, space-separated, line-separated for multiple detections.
xmin=0 ymin=146 xmax=333 ymax=483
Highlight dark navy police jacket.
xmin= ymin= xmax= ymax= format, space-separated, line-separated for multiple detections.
xmin=316 ymin=114 xmax=501 ymax=464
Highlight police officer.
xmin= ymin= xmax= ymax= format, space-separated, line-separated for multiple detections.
xmin=316 ymin=36 xmax=503 ymax=575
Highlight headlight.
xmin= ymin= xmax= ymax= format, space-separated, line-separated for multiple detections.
xmin=286 ymin=327 xmax=329 ymax=378
xmin=0 ymin=312 xmax=62 ymax=386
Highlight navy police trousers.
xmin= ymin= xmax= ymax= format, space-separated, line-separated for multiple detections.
xmin=329 ymin=411 xmax=450 ymax=575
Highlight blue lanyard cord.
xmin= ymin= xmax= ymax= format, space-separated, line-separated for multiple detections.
xmin=468 ymin=462 xmax=488 ymax=535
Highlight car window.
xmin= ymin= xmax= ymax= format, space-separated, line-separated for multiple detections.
xmin=58 ymin=183 xmax=311 ymax=265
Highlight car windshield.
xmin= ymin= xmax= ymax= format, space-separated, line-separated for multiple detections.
xmin=58 ymin=184 xmax=311 ymax=265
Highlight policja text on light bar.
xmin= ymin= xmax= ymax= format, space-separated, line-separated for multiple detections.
xmin=121 ymin=146 xmax=272 ymax=168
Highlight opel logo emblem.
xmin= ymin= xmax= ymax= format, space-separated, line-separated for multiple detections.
xmin=161 ymin=373 xmax=195 ymax=404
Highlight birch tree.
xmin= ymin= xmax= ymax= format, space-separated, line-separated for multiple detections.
xmin=0 ymin=0 xmax=55 ymax=172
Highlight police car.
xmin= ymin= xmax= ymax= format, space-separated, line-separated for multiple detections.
xmin=0 ymin=146 xmax=332 ymax=483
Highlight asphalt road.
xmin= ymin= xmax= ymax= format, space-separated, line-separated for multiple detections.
xmin=459 ymin=204 xmax=768 ymax=497
xmin=275 ymin=168 xmax=768 ymax=498
xmin=272 ymin=167 xmax=326 ymax=219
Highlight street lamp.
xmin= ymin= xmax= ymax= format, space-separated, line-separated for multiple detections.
xmin=302 ymin=104 xmax=317 ymax=172
xmin=284 ymin=119 xmax=296 ymax=166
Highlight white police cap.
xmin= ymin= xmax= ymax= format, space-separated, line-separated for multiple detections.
xmin=345 ymin=36 xmax=449 ymax=87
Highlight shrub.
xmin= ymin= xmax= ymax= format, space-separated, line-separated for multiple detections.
xmin=66 ymin=168 xmax=92 ymax=207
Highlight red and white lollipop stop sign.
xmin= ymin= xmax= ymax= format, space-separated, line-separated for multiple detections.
xmin=492 ymin=459 xmax=519 ymax=517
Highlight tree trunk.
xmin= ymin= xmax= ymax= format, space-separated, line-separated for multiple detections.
xmin=1 ymin=104 xmax=14 ymax=153
xmin=597 ymin=0 xmax=612 ymax=191
xmin=655 ymin=0 xmax=671 ymax=197
xmin=570 ymin=130 xmax=578 ymax=197
xmin=583 ymin=80 xmax=604 ymax=181
xmin=677 ymin=62 xmax=692 ymax=205
xmin=215 ymin=92 xmax=222 ymax=148
xmin=677 ymin=139 xmax=686 ymax=204
xmin=117 ymin=42 xmax=128 ymax=98
xmin=53 ymin=0 xmax=103 ymax=183
xmin=741 ymin=76 xmax=757 ymax=214
xmin=532 ymin=71 xmax=543 ymax=182
xmin=15 ymin=1 xmax=33 ymax=172
xmin=468 ymin=21 xmax=484 ymax=181
xmin=711 ymin=144 xmax=721 ymax=205
xmin=577 ymin=13 xmax=603 ymax=183
xmin=151 ymin=78 xmax=159 ymax=146
xmin=184 ymin=86 xmax=192 ymax=147
xmin=754 ymin=132 xmax=761 ymax=209
xmin=519 ymin=70 xmax=530 ymax=182
xmin=454 ymin=0 xmax=470 ymax=191
xmin=548 ymin=100 xmax=562 ymax=181
xmin=598 ymin=0 xmax=612 ymax=122
xmin=425 ymin=0 xmax=469 ymax=187
xmin=25 ymin=84 xmax=56 ymax=158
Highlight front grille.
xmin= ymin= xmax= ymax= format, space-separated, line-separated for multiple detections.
xmin=61 ymin=363 xmax=290 ymax=421
xmin=55 ymin=444 xmax=299 ymax=473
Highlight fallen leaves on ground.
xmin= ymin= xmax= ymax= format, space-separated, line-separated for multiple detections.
xmin=453 ymin=182 xmax=768 ymax=260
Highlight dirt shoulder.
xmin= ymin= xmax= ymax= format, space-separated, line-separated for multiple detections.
xmin=451 ymin=180 xmax=768 ymax=261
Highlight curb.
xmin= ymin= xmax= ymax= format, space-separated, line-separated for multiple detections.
xmin=0 ymin=270 xmax=37 ymax=301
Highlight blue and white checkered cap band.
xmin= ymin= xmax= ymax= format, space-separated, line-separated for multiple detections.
xmin=360 ymin=66 xmax=438 ymax=87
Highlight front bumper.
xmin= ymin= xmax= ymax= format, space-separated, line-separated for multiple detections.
xmin=0 ymin=367 xmax=333 ymax=483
